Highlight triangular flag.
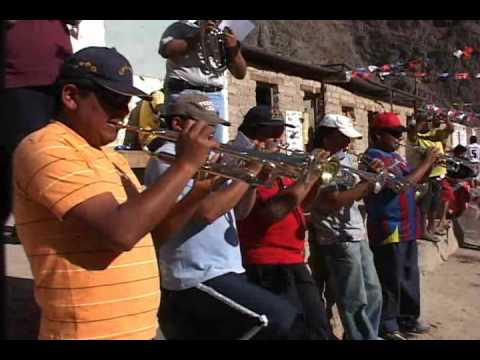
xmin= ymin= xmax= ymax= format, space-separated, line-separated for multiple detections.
xmin=453 ymin=50 xmax=464 ymax=58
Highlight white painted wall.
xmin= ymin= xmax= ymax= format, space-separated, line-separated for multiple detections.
xmin=70 ymin=20 xmax=106 ymax=52
xmin=104 ymin=20 xmax=175 ymax=80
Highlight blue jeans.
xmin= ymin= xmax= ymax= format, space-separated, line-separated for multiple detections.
xmin=319 ymin=240 xmax=383 ymax=340
xmin=166 ymin=89 xmax=228 ymax=143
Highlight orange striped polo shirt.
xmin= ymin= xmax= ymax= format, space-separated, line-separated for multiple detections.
xmin=13 ymin=121 xmax=160 ymax=340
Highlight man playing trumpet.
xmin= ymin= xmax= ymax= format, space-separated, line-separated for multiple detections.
xmin=408 ymin=112 xmax=454 ymax=239
xmin=12 ymin=47 xmax=218 ymax=340
xmin=365 ymin=112 xmax=440 ymax=340
xmin=308 ymin=114 xmax=384 ymax=340
xmin=235 ymin=106 xmax=332 ymax=340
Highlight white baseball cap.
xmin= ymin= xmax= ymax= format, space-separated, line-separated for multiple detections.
xmin=318 ymin=114 xmax=362 ymax=139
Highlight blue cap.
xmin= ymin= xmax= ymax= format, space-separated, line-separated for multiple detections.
xmin=58 ymin=46 xmax=150 ymax=100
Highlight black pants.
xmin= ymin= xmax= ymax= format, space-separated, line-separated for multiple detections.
xmin=308 ymin=239 xmax=337 ymax=318
xmin=371 ymin=241 xmax=421 ymax=333
xmin=159 ymin=272 xmax=306 ymax=340
xmin=0 ymin=86 xmax=56 ymax=223
xmin=245 ymin=263 xmax=331 ymax=340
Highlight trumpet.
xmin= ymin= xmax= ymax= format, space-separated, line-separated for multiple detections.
xmin=399 ymin=142 xmax=476 ymax=174
xmin=113 ymin=123 xmax=332 ymax=187
xmin=319 ymin=153 xmax=413 ymax=193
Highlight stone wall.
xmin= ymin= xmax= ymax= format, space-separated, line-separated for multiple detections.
xmin=227 ymin=67 xmax=323 ymax=139
xmin=227 ymin=66 xmax=414 ymax=156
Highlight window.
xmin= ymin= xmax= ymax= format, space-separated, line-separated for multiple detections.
xmin=256 ymin=82 xmax=279 ymax=113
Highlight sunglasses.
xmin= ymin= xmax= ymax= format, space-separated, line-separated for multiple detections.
xmin=380 ymin=129 xmax=404 ymax=139
xmin=93 ymin=86 xmax=131 ymax=109
xmin=257 ymin=125 xmax=285 ymax=139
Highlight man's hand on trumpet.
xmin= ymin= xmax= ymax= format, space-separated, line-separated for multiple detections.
xmin=175 ymin=120 xmax=219 ymax=174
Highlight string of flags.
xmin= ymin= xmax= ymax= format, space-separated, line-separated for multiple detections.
xmin=347 ymin=47 xmax=480 ymax=82
xmin=416 ymin=104 xmax=480 ymax=128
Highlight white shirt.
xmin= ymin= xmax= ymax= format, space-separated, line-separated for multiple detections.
xmin=466 ymin=143 xmax=480 ymax=163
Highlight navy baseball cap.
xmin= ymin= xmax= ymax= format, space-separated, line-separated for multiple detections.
xmin=58 ymin=46 xmax=150 ymax=100
xmin=242 ymin=105 xmax=294 ymax=129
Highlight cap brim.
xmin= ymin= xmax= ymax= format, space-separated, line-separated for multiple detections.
xmin=163 ymin=111 xmax=231 ymax=127
xmin=338 ymin=126 xmax=363 ymax=139
xmin=204 ymin=113 xmax=231 ymax=126
xmin=94 ymin=78 xmax=152 ymax=101
xmin=258 ymin=120 xmax=295 ymax=128
xmin=376 ymin=126 xmax=407 ymax=132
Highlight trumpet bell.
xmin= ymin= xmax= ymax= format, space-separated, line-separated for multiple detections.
xmin=317 ymin=158 xmax=340 ymax=185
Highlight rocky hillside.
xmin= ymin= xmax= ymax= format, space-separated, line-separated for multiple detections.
xmin=244 ymin=20 xmax=480 ymax=111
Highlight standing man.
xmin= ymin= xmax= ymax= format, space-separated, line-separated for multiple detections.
xmin=466 ymin=135 xmax=480 ymax=185
xmin=159 ymin=20 xmax=247 ymax=142
xmin=309 ymin=114 xmax=383 ymax=340
xmin=145 ymin=98 xmax=310 ymax=340
xmin=235 ymin=106 xmax=332 ymax=340
xmin=12 ymin=47 xmax=218 ymax=339
xmin=366 ymin=112 xmax=440 ymax=340
xmin=466 ymin=135 xmax=480 ymax=164
xmin=408 ymin=113 xmax=454 ymax=238
xmin=1 ymin=20 xmax=78 ymax=238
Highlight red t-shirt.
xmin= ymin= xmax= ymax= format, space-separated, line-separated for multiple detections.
xmin=5 ymin=20 xmax=73 ymax=88
xmin=237 ymin=177 xmax=306 ymax=265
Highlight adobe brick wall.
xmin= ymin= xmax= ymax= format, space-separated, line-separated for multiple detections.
xmin=227 ymin=67 xmax=322 ymax=139
xmin=227 ymin=67 xmax=413 ymax=158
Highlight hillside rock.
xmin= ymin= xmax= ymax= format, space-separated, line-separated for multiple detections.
xmin=244 ymin=20 xmax=480 ymax=110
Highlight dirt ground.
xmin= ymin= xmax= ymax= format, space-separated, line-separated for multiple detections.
xmin=4 ymin=243 xmax=480 ymax=340
xmin=413 ymin=247 xmax=480 ymax=340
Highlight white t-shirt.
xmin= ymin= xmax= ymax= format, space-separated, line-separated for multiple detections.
xmin=466 ymin=143 xmax=480 ymax=163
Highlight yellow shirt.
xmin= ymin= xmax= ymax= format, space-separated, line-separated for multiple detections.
xmin=13 ymin=121 xmax=160 ymax=340
xmin=416 ymin=128 xmax=448 ymax=178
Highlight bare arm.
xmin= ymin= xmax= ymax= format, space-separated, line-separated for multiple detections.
xmin=234 ymin=187 xmax=257 ymax=221
xmin=256 ymin=178 xmax=320 ymax=227
xmin=64 ymin=120 xmax=217 ymax=252
xmin=405 ymin=148 xmax=440 ymax=185
xmin=150 ymin=178 xmax=217 ymax=245
xmin=224 ymin=29 xmax=247 ymax=79
xmin=195 ymin=180 xmax=252 ymax=224
xmin=443 ymin=116 xmax=455 ymax=134
xmin=65 ymin=162 xmax=200 ymax=252
xmin=160 ymin=37 xmax=198 ymax=59
xmin=432 ymin=117 xmax=454 ymax=141
xmin=315 ymin=182 xmax=373 ymax=211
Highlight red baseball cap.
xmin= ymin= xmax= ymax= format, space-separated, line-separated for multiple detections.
xmin=372 ymin=112 xmax=406 ymax=131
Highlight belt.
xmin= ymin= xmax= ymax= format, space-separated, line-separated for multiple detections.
xmin=167 ymin=78 xmax=223 ymax=93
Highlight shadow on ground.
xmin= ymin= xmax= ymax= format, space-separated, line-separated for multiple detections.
xmin=6 ymin=276 xmax=40 ymax=339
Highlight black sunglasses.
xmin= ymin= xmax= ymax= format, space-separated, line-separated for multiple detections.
xmin=257 ymin=125 xmax=285 ymax=139
xmin=70 ymin=80 xmax=130 ymax=109
xmin=93 ymin=86 xmax=131 ymax=109
xmin=380 ymin=129 xmax=404 ymax=139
